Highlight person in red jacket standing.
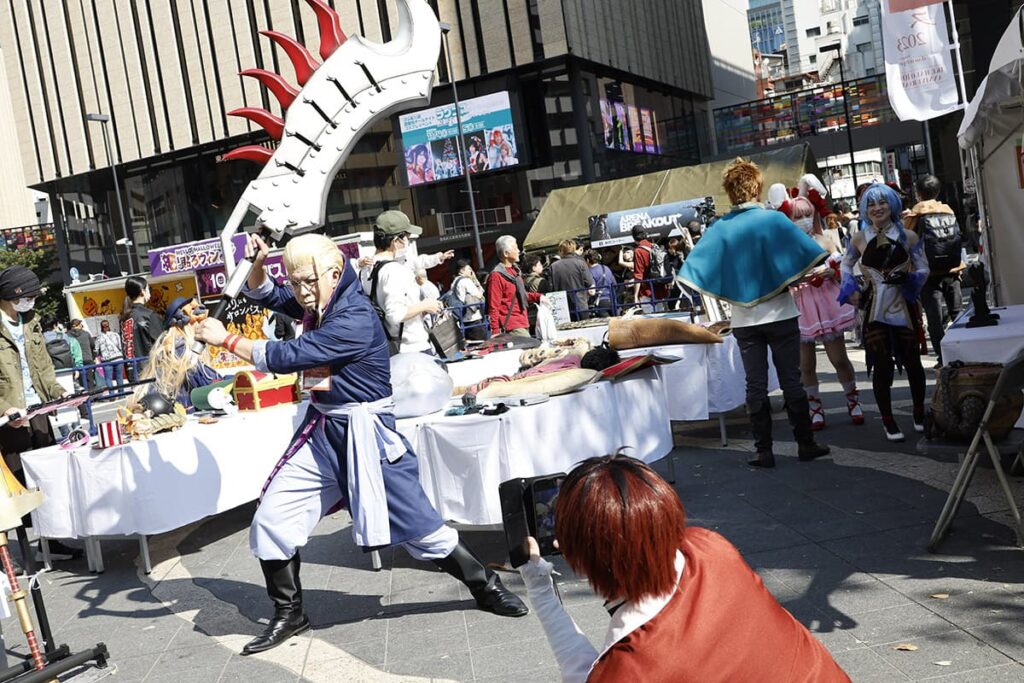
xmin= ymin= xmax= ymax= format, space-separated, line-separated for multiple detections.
xmin=486 ymin=235 xmax=548 ymax=336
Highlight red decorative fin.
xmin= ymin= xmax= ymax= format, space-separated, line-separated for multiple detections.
xmin=260 ymin=30 xmax=319 ymax=86
xmin=222 ymin=146 xmax=274 ymax=165
xmin=240 ymin=69 xmax=299 ymax=110
xmin=228 ymin=107 xmax=285 ymax=141
xmin=305 ymin=0 xmax=347 ymax=60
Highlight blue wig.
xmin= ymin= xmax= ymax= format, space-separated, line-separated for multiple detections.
xmin=858 ymin=183 xmax=906 ymax=242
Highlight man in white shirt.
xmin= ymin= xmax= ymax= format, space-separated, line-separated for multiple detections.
xmin=361 ymin=215 xmax=444 ymax=354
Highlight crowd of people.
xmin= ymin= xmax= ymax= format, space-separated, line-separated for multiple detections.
xmin=0 ymin=159 xmax=977 ymax=680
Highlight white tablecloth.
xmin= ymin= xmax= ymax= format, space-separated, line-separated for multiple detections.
xmin=23 ymin=370 xmax=671 ymax=535
xmin=555 ymin=323 xmax=778 ymax=419
xmin=941 ymin=304 xmax=1024 ymax=428
xmin=941 ymin=304 xmax=1024 ymax=365
xmin=446 ymin=350 xmax=522 ymax=388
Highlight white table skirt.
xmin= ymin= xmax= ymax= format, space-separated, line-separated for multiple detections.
xmin=554 ymin=322 xmax=778 ymax=419
xmin=941 ymin=304 xmax=1024 ymax=365
xmin=941 ymin=304 xmax=1024 ymax=428
xmin=23 ymin=370 xmax=672 ymax=536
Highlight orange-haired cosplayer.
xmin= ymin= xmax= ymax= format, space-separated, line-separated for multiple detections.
xmin=519 ymin=455 xmax=850 ymax=683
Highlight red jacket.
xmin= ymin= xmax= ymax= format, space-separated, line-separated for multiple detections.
xmin=632 ymin=240 xmax=654 ymax=298
xmin=486 ymin=264 xmax=541 ymax=334
xmin=589 ymin=528 xmax=850 ymax=683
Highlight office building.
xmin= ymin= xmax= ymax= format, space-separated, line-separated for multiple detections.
xmin=0 ymin=0 xmax=715 ymax=278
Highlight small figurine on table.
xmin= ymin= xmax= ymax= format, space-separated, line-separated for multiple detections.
xmin=965 ymin=261 xmax=1000 ymax=328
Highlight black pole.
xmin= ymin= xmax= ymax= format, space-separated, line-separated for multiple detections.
xmin=12 ymin=644 xmax=108 ymax=683
xmin=0 ymin=645 xmax=70 ymax=682
xmin=837 ymin=53 xmax=859 ymax=191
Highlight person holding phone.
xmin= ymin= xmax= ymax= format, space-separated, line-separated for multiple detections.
xmin=196 ymin=234 xmax=527 ymax=656
xmin=518 ymin=455 xmax=850 ymax=682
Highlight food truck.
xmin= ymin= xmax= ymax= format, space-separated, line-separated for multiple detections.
xmin=65 ymin=232 xmax=377 ymax=369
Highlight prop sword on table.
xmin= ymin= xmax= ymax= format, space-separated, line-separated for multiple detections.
xmin=0 ymin=379 xmax=157 ymax=428
xmin=192 ymin=0 xmax=442 ymax=355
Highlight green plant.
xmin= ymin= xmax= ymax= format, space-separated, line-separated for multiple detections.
xmin=0 ymin=247 xmax=65 ymax=319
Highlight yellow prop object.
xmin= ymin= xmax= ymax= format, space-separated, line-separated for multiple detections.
xmin=0 ymin=455 xmax=44 ymax=532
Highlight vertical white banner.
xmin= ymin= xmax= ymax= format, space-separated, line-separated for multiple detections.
xmin=882 ymin=2 xmax=963 ymax=121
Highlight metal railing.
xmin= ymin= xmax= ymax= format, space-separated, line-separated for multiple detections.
xmin=442 ymin=275 xmax=702 ymax=339
xmin=55 ymin=357 xmax=149 ymax=434
xmin=438 ymin=206 xmax=512 ymax=236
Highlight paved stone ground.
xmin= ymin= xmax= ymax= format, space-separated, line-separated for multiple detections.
xmin=3 ymin=348 xmax=1024 ymax=682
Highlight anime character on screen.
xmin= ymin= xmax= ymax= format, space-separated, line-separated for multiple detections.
xmin=405 ymin=144 xmax=435 ymax=185
xmin=432 ymin=138 xmax=462 ymax=179
xmin=487 ymin=127 xmax=518 ymax=168
xmin=466 ymin=136 xmax=489 ymax=174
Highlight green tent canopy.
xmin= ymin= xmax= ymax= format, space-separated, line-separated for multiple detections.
xmin=524 ymin=143 xmax=820 ymax=251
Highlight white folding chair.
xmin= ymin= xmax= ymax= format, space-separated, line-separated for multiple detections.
xmin=928 ymin=349 xmax=1024 ymax=551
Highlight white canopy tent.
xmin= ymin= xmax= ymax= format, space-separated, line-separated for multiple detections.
xmin=958 ymin=8 xmax=1024 ymax=305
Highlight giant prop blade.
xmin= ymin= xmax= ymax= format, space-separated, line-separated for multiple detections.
xmin=197 ymin=0 xmax=442 ymax=352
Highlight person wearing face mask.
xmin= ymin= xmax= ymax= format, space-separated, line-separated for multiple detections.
xmin=195 ymin=234 xmax=528 ymax=656
xmin=361 ymin=223 xmax=443 ymax=354
xmin=781 ymin=196 xmax=861 ymax=431
xmin=120 ymin=275 xmax=165 ymax=359
xmin=0 ymin=267 xmax=83 ymax=566
xmin=357 ymin=211 xmax=454 ymax=275
xmin=0 ymin=265 xmax=68 ymax=457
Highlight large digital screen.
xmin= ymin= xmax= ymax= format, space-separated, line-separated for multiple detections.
xmin=598 ymin=81 xmax=661 ymax=155
xmin=398 ymin=91 xmax=520 ymax=187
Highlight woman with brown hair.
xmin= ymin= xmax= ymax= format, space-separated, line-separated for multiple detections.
xmin=519 ymin=455 xmax=850 ymax=682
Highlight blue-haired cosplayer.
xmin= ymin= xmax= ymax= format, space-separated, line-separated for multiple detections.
xmin=198 ymin=234 xmax=527 ymax=657
xmin=839 ymin=183 xmax=929 ymax=442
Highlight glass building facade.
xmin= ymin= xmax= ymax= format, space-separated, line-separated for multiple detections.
xmin=44 ymin=56 xmax=707 ymax=276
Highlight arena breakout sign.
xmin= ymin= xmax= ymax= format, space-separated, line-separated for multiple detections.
xmin=399 ymin=91 xmax=520 ymax=186
xmin=589 ymin=198 xmax=714 ymax=249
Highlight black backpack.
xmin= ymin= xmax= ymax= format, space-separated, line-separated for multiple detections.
xmin=638 ymin=243 xmax=669 ymax=280
xmin=46 ymin=337 xmax=74 ymax=369
xmin=369 ymin=261 xmax=404 ymax=356
xmin=918 ymin=213 xmax=962 ymax=274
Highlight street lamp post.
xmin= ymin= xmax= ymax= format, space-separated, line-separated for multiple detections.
xmin=85 ymin=113 xmax=134 ymax=273
xmin=827 ymin=47 xmax=859 ymax=193
xmin=439 ymin=23 xmax=485 ymax=270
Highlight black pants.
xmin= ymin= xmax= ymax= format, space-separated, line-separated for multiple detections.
xmin=0 ymin=413 xmax=55 ymax=482
xmin=864 ymin=321 xmax=926 ymax=420
xmin=920 ymin=275 xmax=962 ymax=363
xmin=733 ymin=317 xmax=813 ymax=452
xmin=733 ymin=317 xmax=805 ymax=412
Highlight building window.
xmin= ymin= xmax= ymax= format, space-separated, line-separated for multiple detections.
xmin=809 ymin=55 xmax=817 ymax=65
xmin=806 ymin=27 xmax=821 ymax=38
xmin=853 ymin=15 xmax=869 ymax=27
xmin=857 ymin=42 xmax=871 ymax=53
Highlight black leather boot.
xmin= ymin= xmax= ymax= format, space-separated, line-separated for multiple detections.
xmin=748 ymin=402 xmax=775 ymax=468
xmin=242 ymin=555 xmax=311 ymax=655
xmin=787 ymin=396 xmax=831 ymax=462
xmin=433 ymin=543 xmax=528 ymax=617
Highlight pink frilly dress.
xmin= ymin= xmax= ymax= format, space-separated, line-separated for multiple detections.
xmin=792 ymin=253 xmax=858 ymax=343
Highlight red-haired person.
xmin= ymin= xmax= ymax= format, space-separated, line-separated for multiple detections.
xmin=519 ymin=455 xmax=850 ymax=682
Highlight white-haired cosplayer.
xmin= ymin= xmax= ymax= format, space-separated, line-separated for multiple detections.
xmin=196 ymin=233 xmax=527 ymax=656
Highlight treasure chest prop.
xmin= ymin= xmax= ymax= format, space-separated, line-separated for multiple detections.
xmin=232 ymin=371 xmax=301 ymax=411
xmin=927 ymin=362 xmax=1024 ymax=442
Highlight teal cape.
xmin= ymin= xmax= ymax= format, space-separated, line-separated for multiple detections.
xmin=678 ymin=204 xmax=827 ymax=307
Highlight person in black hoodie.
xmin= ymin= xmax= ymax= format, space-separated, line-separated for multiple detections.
xmin=120 ymin=276 xmax=164 ymax=359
